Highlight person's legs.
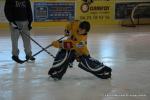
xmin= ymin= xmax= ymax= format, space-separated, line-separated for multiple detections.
xmin=16 ymin=21 xmax=35 ymax=60
xmin=9 ymin=23 xmax=20 ymax=56
xmin=9 ymin=23 xmax=24 ymax=63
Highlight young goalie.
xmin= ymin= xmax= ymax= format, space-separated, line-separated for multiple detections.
xmin=48 ymin=20 xmax=112 ymax=80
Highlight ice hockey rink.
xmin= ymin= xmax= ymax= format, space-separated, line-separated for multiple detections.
xmin=0 ymin=25 xmax=150 ymax=100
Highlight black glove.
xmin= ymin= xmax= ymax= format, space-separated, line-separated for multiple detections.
xmin=28 ymin=21 xmax=32 ymax=30
xmin=28 ymin=25 xmax=32 ymax=30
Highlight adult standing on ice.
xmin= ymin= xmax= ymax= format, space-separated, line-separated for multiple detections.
xmin=4 ymin=0 xmax=35 ymax=63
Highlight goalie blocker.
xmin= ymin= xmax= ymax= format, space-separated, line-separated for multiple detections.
xmin=48 ymin=49 xmax=112 ymax=80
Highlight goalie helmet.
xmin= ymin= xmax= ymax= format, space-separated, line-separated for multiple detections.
xmin=79 ymin=21 xmax=90 ymax=32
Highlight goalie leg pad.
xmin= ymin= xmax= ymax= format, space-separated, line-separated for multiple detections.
xmin=78 ymin=56 xmax=112 ymax=79
xmin=48 ymin=49 xmax=76 ymax=79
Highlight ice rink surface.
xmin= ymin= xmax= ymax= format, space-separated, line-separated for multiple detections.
xmin=0 ymin=25 xmax=150 ymax=100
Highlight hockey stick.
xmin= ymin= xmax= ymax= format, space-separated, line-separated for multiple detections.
xmin=17 ymin=28 xmax=66 ymax=63
xmin=18 ymin=29 xmax=55 ymax=58
xmin=32 ymin=36 xmax=66 ymax=57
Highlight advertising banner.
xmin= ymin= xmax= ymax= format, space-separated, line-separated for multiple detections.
xmin=76 ymin=0 xmax=117 ymax=24
xmin=0 ymin=0 xmax=150 ymax=27
xmin=34 ymin=2 xmax=75 ymax=22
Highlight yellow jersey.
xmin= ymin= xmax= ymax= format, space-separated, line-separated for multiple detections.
xmin=60 ymin=20 xmax=90 ymax=56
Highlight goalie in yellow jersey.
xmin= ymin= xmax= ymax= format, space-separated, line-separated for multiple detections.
xmin=48 ymin=20 xmax=112 ymax=80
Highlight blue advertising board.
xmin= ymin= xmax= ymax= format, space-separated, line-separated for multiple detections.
xmin=34 ymin=2 xmax=75 ymax=22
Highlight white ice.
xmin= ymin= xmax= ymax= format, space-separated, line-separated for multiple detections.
xmin=0 ymin=26 xmax=150 ymax=100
